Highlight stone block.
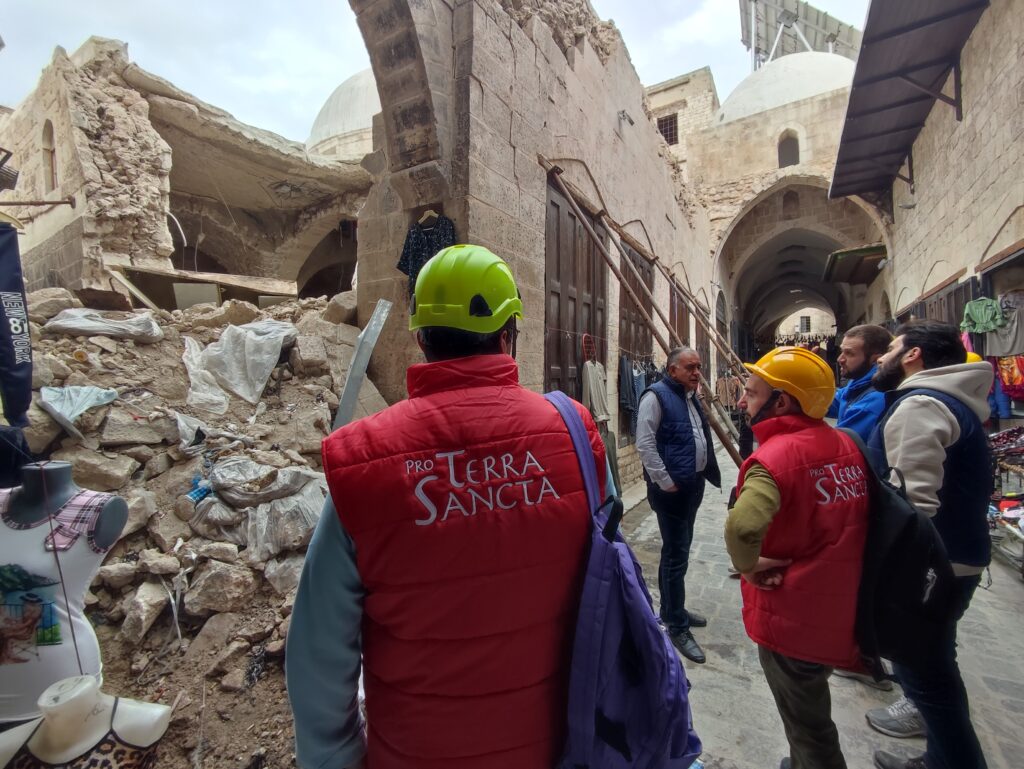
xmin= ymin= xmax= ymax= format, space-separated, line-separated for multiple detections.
xmin=120 ymin=581 xmax=169 ymax=645
xmin=206 ymin=639 xmax=251 ymax=677
xmin=121 ymin=489 xmax=157 ymax=538
xmin=23 ymin=400 xmax=63 ymax=454
xmin=27 ymin=287 xmax=81 ymax=321
xmin=51 ymin=446 xmax=139 ymax=491
xmin=147 ymin=510 xmax=192 ymax=552
xmin=183 ymin=561 xmax=259 ymax=617
xmin=100 ymin=408 xmax=164 ymax=446
xmin=137 ymin=548 xmax=180 ymax=575
xmin=98 ymin=561 xmax=138 ymax=590
xmin=322 ymin=290 xmax=358 ymax=325
xmin=184 ymin=612 xmax=239 ymax=664
xmin=288 ymin=335 xmax=330 ymax=377
xmin=264 ymin=553 xmax=305 ymax=596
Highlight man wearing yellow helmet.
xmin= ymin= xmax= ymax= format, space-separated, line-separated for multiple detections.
xmin=288 ymin=245 xmax=606 ymax=769
xmin=725 ymin=346 xmax=871 ymax=769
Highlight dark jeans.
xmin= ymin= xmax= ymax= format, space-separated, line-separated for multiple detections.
xmin=647 ymin=478 xmax=705 ymax=633
xmin=759 ymin=646 xmax=846 ymax=769
xmin=892 ymin=575 xmax=987 ymax=769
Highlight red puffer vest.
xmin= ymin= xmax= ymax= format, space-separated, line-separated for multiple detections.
xmin=322 ymin=354 xmax=604 ymax=769
xmin=736 ymin=414 xmax=869 ymax=669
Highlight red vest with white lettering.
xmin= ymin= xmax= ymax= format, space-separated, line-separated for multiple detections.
xmin=322 ymin=354 xmax=603 ymax=769
xmin=736 ymin=414 xmax=869 ymax=669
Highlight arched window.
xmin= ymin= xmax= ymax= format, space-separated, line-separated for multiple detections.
xmin=42 ymin=120 xmax=57 ymax=192
xmin=778 ymin=130 xmax=799 ymax=168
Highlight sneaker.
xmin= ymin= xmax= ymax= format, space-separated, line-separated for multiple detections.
xmin=866 ymin=696 xmax=926 ymax=738
xmin=873 ymin=749 xmax=927 ymax=769
xmin=687 ymin=611 xmax=708 ymax=628
xmin=669 ymin=630 xmax=706 ymax=664
xmin=832 ymin=668 xmax=894 ymax=691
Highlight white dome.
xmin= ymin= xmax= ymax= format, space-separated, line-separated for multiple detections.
xmin=307 ymin=68 xmax=381 ymax=151
xmin=716 ymin=52 xmax=854 ymax=124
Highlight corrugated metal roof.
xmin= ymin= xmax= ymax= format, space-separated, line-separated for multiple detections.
xmin=829 ymin=0 xmax=989 ymax=200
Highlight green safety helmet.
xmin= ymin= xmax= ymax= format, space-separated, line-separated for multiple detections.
xmin=409 ymin=244 xmax=524 ymax=334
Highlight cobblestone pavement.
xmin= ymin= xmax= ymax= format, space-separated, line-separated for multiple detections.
xmin=620 ymin=445 xmax=1024 ymax=769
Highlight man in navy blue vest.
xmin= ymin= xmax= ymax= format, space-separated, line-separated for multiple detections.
xmin=866 ymin=320 xmax=992 ymax=769
xmin=637 ymin=346 xmax=721 ymax=663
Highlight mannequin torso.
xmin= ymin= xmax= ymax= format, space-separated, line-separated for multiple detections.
xmin=0 ymin=463 xmax=127 ymax=722
xmin=0 ymin=676 xmax=170 ymax=767
xmin=4 ymin=463 xmax=127 ymax=552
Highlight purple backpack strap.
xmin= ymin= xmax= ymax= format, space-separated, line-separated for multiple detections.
xmin=545 ymin=391 xmax=601 ymax=512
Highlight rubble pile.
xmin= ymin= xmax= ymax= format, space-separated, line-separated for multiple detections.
xmin=18 ymin=287 xmax=381 ymax=768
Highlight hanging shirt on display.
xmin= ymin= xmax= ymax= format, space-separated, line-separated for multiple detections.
xmin=0 ymin=489 xmax=114 ymax=722
xmin=395 ymin=215 xmax=457 ymax=296
xmin=986 ymin=305 xmax=1024 ymax=357
xmin=581 ymin=360 xmax=610 ymax=424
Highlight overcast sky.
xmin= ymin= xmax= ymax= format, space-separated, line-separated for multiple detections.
xmin=0 ymin=0 xmax=869 ymax=144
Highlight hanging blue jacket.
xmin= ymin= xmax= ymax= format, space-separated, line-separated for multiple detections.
xmin=826 ymin=365 xmax=886 ymax=442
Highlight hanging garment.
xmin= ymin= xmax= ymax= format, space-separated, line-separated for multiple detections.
xmin=0 ymin=489 xmax=114 ymax=722
xmin=4 ymin=698 xmax=159 ymax=768
xmin=1002 ymin=289 xmax=1024 ymax=310
xmin=960 ymin=297 xmax=1005 ymax=333
xmin=986 ymin=306 xmax=1024 ymax=357
xmin=618 ymin=354 xmax=637 ymax=415
xmin=997 ymin=356 xmax=1024 ymax=400
xmin=631 ymin=364 xmax=647 ymax=438
xmin=581 ymin=360 xmax=610 ymax=424
xmin=395 ymin=215 xmax=458 ymax=295
xmin=0 ymin=223 xmax=32 ymax=429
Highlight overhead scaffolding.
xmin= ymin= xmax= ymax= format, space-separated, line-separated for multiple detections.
xmin=541 ymin=157 xmax=744 ymax=468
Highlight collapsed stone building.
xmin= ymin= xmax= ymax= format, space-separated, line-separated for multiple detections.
xmin=3 ymin=0 xmax=1023 ymax=476
xmin=0 ymin=1 xmax=1022 ymax=766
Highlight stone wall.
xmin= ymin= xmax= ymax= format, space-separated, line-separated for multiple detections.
xmin=352 ymin=0 xmax=709 ymax=407
xmin=872 ymin=0 xmax=1024 ymax=313
xmin=19 ymin=218 xmax=87 ymax=291
xmin=646 ymin=67 xmax=719 ymax=178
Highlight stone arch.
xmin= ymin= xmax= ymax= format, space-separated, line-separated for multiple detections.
xmin=921 ymin=259 xmax=954 ymax=295
xmin=881 ymin=290 xmax=893 ymax=320
xmin=712 ymin=174 xmax=892 ymax=277
xmin=350 ymin=0 xmax=455 ymax=205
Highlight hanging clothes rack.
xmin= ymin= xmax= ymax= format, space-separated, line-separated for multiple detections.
xmin=542 ymin=159 xmax=742 ymax=467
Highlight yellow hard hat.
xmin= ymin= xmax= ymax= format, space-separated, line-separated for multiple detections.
xmin=744 ymin=346 xmax=836 ymax=419
xmin=409 ymin=244 xmax=524 ymax=334
xmin=965 ymin=352 xmax=983 ymax=363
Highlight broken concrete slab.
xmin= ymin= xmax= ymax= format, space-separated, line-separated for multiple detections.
xmin=288 ymin=335 xmax=330 ymax=377
xmin=183 ymin=612 xmax=239 ymax=664
xmin=23 ymin=400 xmax=64 ymax=454
xmin=186 ymin=299 xmax=261 ymax=329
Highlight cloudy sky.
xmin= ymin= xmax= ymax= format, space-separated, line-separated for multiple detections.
xmin=0 ymin=0 xmax=868 ymax=144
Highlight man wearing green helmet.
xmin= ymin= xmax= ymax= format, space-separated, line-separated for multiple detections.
xmin=287 ymin=244 xmax=608 ymax=769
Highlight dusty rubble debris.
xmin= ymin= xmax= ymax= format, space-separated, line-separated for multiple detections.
xmin=12 ymin=287 xmax=390 ymax=769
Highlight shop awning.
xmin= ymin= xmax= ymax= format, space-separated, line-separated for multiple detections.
xmin=829 ymin=0 xmax=989 ymax=200
xmin=822 ymin=242 xmax=887 ymax=284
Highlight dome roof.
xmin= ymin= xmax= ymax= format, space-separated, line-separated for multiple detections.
xmin=307 ymin=68 xmax=381 ymax=150
xmin=716 ymin=52 xmax=854 ymax=124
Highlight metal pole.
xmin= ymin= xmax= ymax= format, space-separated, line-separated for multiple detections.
xmin=767 ymin=23 xmax=786 ymax=62
xmin=792 ymin=21 xmax=814 ymax=53
xmin=546 ymin=168 xmax=742 ymax=467
xmin=599 ymin=215 xmax=739 ymax=440
xmin=333 ymin=299 xmax=393 ymax=430
xmin=749 ymin=0 xmax=757 ymax=71
xmin=2 ymin=197 xmax=75 ymax=208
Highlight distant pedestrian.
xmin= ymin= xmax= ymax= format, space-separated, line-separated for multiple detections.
xmin=637 ymin=347 xmax=721 ymax=664
xmin=727 ymin=346 xmax=869 ymax=769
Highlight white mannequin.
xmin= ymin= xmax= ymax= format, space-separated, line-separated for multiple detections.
xmin=0 ymin=676 xmax=171 ymax=766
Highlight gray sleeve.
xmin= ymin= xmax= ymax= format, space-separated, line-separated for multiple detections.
xmin=636 ymin=392 xmax=674 ymax=490
xmin=286 ymin=499 xmax=367 ymax=769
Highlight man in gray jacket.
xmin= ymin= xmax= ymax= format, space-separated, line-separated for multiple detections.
xmin=866 ymin=320 xmax=992 ymax=769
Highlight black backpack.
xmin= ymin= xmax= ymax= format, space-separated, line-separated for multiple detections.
xmin=838 ymin=428 xmax=958 ymax=678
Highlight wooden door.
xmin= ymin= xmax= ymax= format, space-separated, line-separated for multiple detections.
xmin=544 ymin=182 xmax=607 ymax=398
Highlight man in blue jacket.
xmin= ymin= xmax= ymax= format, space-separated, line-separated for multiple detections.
xmin=826 ymin=324 xmax=892 ymax=441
